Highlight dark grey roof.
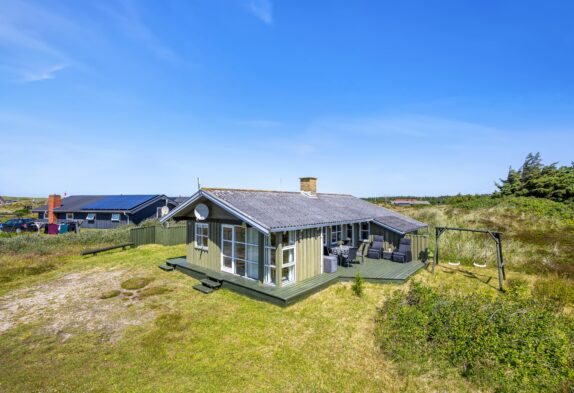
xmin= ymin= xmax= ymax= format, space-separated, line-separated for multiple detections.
xmin=31 ymin=195 xmax=166 ymax=214
xmin=169 ymin=189 xmax=427 ymax=234
xmin=169 ymin=196 xmax=191 ymax=205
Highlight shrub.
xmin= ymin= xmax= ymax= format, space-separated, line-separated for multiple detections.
xmin=351 ymin=272 xmax=364 ymax=297
xmin=376 ymin=282 xmax=574 ymax=392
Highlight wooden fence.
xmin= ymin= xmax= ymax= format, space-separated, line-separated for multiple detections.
xmin=405 ymin=234 xmax=429 ymax=262
xmin=130 ymin=225 xmax=187 ymax=246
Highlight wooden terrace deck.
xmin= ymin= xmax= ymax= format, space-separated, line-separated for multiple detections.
xmin=165 ymin=257 xmax=426 ymax=307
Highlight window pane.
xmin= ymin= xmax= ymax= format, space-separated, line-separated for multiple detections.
xmin=235 ymin=243 xmax=246 ymax=260
xmin=246 ymin=245 xmax=258 ymax=262
xmin=283 ymin=248 xmax=294 ymax=265
xmin=202 ymin=225 xmax=208 ymax=238
xmin=269 ymin=249 xmax=276 ymax=266
xmin=223 ymin=256 xmax=233 ymax=269
xmin=223 ymin=226 xmax=232 ymax=241
xmin=223 ymin=241 xmax=232 ymax=257
xmin=235 ymin=226 xmax=245 ymax=243
xmin=282 ymin=266 xmax=294 ymax=282
xmin=246 ymin=262 xmax=258 ymax=280
xmin=246 ymin=228 xmax=258 ymax=244
xmin=235 ymin=259 xmax=245 ymax=276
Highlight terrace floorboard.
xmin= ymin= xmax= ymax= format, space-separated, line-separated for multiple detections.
xmin=166 ymin=256 xmax=426 ymax=306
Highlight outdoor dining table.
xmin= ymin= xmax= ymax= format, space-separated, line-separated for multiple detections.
xmin=330 ymin=245 xmax=350 ymax=265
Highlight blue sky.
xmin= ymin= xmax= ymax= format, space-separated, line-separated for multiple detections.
xmin=1 ymin=0 xmax=573 ymax=197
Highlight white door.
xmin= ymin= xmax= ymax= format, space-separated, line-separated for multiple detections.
xmin=221 ymin=225 xmax=234 ymax=273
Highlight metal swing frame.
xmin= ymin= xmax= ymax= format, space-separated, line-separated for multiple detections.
xmin=431 ymin=227 xmax=506 ymax=291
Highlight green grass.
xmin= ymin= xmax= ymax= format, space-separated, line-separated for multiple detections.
xmin=0 ymin=244 xmax=484 ymax=393
xmin=1 ymin=198 xmax=573 ymax=392
xmin=121 ymin=277 xmax=154 ymax=290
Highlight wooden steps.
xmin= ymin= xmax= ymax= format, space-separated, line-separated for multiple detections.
xmin=192 ymin=277 xmax=222 ymax=295
xmin=158 ymin=264 xmax=174 ymax=271
xmin=193 ymin=284 xmax=213 ymax=294
xmin=201 ymin=278 xmax=222 ymax=289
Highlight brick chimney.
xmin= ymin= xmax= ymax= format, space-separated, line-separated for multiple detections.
xmin=47 ymin=194 xmax=62 ymax=224
xmin=299 ymin=177 xmax=317 ymax=196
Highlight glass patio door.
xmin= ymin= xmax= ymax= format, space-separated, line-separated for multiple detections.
xmin=221 ymin=225 xmax=260 ymax=280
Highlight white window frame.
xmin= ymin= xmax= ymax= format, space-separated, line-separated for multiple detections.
xmin=346 ymin=224 xmax=355 ymax=246
xmin=264 ymin=234 xmax=276 ymax=285
xmin=195 ymin=223 xmax=209 ymax=251
xmin=43 ymin=212 xmax=48 ymax=220
xmin=359 ymin=222 xmax=370 ymax=242
xmin=281 ymin=231 xmax=296 ymax=284
xmin=111 ymin=213 xmax=120 ymax=222
xmin=322 ymin=227 xmax=328 ymax=246
xmin=221 ymin=225 xmax=260 ymax=281
xmin=66 ymin=213 xmax=74 ymax=220
xmin=330 ymin=224 xmax=342 ymax=245
xmin=86 ymin=213 xmax=96 ymax=221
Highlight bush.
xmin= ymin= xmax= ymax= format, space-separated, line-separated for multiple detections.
xmin=351 ymin=272 xmax=365 ymax=297
xmin=376 ymin=283 xmax=574 ymax=392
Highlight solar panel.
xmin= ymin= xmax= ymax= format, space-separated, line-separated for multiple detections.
xmin=82 ymin=195 xmax=157 ymax=210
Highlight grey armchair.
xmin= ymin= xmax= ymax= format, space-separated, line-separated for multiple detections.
xmin=391 ymin=238 xmax=412 ymax=263
xmin=367 ymin=235 xmax=384 ymax=259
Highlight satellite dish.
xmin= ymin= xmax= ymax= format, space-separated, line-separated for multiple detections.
xmin=161 ymin=206 xmax=170 ymax=217
xmin=194 ymin=203 xmax=209 ymax=220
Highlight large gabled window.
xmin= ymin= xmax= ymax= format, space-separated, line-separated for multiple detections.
xmin=195 ymin=223 xmax=209 ymax=250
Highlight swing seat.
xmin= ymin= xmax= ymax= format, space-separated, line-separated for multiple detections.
xmin=448 ymin=261 xmax=460 ymax=266
xmin=473 ymin=262 xmax=487 ymax=268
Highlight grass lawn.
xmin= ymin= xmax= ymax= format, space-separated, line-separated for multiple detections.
xmin=2 ymin=195 xmax=573 ymax=392
xmin=0 ymin=244 xmax=497 ymax=393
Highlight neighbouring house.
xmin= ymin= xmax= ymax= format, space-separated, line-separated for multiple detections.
xmin=0 ymin=196 xmax=5 ymax=206
xmin=161 ymin=177 xmax=428 ymax=297
xmin=32 ymin=194 xmax=179 ymax=229
xmin=391 ymin=198 xmax=431 ymax=206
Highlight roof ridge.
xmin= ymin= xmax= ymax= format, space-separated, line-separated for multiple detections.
xmin=203 ymin=187 xmax=352 ymax=196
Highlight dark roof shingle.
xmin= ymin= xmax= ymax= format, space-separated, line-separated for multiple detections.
xmin=202 ymin=189 xmax=426 ymax=233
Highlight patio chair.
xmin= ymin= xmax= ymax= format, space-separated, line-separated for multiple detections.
xmin=391 ymin=238 xmax=412 ymax=263
xmin=342 ymin=247 xmax=358 ymax=267
xmin=367 ymin=235 xmax=384 ymax=259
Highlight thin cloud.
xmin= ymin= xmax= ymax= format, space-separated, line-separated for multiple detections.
xmin=21 ymin=64 xmax=68 ymax=82
xmin=100 ymin=0 xmax=181 ymax=65
xmin=246 ymin=0 xmax=273 ymax=25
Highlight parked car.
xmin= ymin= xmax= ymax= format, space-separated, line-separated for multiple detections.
xmin=1 ymin=218 xmax=38 ymax=233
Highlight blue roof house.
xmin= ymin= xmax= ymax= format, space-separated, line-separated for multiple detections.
xmin=32 ymin=194 xmax=180 ymax=229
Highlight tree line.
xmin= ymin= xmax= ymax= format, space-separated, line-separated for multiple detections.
xmin=496 ymin=153 xmax=574 ymax=203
